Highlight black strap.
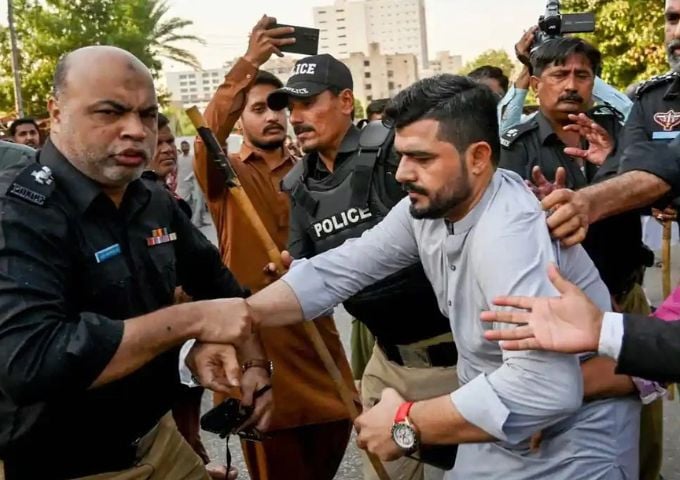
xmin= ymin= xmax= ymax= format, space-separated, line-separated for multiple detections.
xmin=350 ymin=147 xmax=380 ymax=207
xmin=291 ymin=182 xmax=319 ymax=216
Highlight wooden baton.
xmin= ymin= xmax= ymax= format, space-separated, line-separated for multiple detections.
xmin=186 ymin=107 xmax=391 ymax=480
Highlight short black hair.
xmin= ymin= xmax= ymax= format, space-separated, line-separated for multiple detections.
xmin=9 ymin=118 xmax=39 ymax=136
xmin=531 ymin=37 xmax=602 ymax=77
xmin=366 ymin=98 xmax=390 ymax=117
xmin=467 ymin=66 xmax=509 ymax=94
xmin=255 ymin=70 xmax=283 ymax=90
xmin=384 ymin=74 xmax=500 ymax=165
xmin=180 ymin=140 xmax=190 ymax=146
xmin=157 ymin=112 xmax=170 ymax=129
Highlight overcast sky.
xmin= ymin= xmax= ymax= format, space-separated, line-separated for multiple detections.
xmin=164 ymin=0 xmax=549 ymax=70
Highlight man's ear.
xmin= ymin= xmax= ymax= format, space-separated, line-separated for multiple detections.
xmin=340 ymin=89 xmax=355 ymax=116
xmin=467 ymin=141 xmax=494 ymax=175
xmin=530 ymin=76 xmax=540 ymax=96
xmin=47 ymin=97 xmax=61 ymax=135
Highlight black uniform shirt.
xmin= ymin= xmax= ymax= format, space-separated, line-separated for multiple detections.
xmin=499 ymin=110 xmax=601 ymax=188
xmin=621 ymin=72 xmax=680 ymax=150
xmin=499 ymin=108 xmax=645 ymax=296
xmin=0 ymin=140 xmax=245 ymax=479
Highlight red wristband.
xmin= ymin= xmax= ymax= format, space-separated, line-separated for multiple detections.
xmin=394 ymin=401 xmax=415 ymax=423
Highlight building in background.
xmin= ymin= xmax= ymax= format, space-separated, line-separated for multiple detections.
xmin=314 ymin=0 xmax=429 ymax=68
xmin=161 ymin=66 xmax=232 ymax=111
xmin=419 ymin=51 xmax=463 ymax=78
xmin=343 ymin=43 xmax=418 ymax=106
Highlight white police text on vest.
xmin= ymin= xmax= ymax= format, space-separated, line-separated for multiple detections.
xmin=311 ymin=207 xmax=373 ymax=239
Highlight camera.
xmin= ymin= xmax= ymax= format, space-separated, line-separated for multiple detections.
xmin=533 ymin=0 xmax=595 ymax=50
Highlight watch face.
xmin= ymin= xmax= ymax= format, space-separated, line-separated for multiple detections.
xmin=392 ymin=423 xmax=417 ymax=450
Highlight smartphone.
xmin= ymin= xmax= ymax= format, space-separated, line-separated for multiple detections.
xmin=200 ymin=397 xmax=253 ymax=438
xmin=272 ymin=23 xmax=319 ymax=56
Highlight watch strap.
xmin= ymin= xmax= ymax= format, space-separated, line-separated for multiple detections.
xmin=395 ymin=401 xmax=415 ymax=423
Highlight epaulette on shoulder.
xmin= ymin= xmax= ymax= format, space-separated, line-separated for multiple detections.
xmin=500 ymin=120 xmax=538 ymax=148
xmin=5 ymin=163 xmax=55 ymax=207
xmin=635 ymin=72 xmax=679 ymax=97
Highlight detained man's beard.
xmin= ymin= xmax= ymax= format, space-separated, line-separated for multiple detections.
xmin=251 ymin=138 xmax=285 ymax=151
xmin=668 ymin=40 xmax=680 ymax=73
xmin=404 ymin=181 xmax=472 ymax=220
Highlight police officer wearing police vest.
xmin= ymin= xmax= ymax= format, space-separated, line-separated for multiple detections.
xmin=0 ymin=46 xmax=272 ymax=480
xmin=266 ymin=55 xmax=459 ymax=480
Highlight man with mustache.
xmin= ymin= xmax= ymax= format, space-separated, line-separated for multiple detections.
xmin=193 ymin=16 xmax=356 ymax=480
xmin=499 ymin=37 xmax=661 ymax=480
xmin=8 ymin=118 xmax=41 ymax=149
xmin=268 ymin=51 xmax=459 ymax=479
xmin=0 ymin=45 xmax=271 ymax=480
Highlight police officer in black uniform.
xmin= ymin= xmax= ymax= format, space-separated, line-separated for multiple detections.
xmin=266 ymin=54 xmax=458 ymax=480
xmin=0 ymin=46 xmax=269 ymax=480
xmin=500 ymin=37 xmax=650 ymax=308
xmin=621 ymin=0 xmax=680 ymax=149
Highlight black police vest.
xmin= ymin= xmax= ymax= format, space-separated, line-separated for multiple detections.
xmin=283 ymin=122 xmax=450 ymax=345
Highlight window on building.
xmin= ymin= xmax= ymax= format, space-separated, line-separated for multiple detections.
xmin=212 ymin=72 xmax=219 ymax=76
xmin=319 ymin=20 xmax=326 ymax=24
xmin=364 ymin=72 xmax=371 ymax=78
xmin=339 ymin=43 xmax=347 ymax=46
xmin=180 ymin=74 xmax=187 ymax=79
xmin=336 ymin=8 xmax=344 ymax=12
xmin=364 ymin=60 xmax=370 ymax=66
xmin=181 ymin=95 xmax=189 ymax=101
xmin=388 ymin=81 xmax=395 ymax=90
xmin=367 ymin=95 xmax=373 ymax=101
xmin=365 ymin=83 xmax=372 ymax=90
xmin=202 ymin=72 xmax=209 ymax=77
xmin=388 ymin=70 xmax=394 ymax=77
xmin=337 ymin=17 xmax=345 ymax=21
xmin=318 ymin=9 xmax=326 ymax=13
xmin=338 ymin=34 xmax=346 ymax=38
xmin=181 ymin=88 xmax=188 ymax=93
xmin=338 ymin=26 xmax=345 ymax=30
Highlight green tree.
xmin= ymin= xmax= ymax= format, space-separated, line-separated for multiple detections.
xmin=163 ymin=103 xmax=196 ymax=137
xmin=561 ymin=0 xmax=666 ymax=89
xmin=461 ymin=49 xmax=515 ymax=78
xmin=354 ymin=98 xmax=365 ymax=120
xmin=0 ymin=0 xmax=203 ymax=117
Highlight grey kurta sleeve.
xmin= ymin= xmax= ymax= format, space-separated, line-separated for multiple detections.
xmin=282 ymin=198 xmax=421 ymax=320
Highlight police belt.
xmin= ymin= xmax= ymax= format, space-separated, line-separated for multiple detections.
xmin=376 ymin=332 xmax=457 ymax=368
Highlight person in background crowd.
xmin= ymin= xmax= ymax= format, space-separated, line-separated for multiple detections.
xmin=8 ymin=117 xmax=41 ymax=148
xmin=468 ymin=65 xmax=509 ymax=98
xmin=194 ymin=16 xmax=356 ymax=480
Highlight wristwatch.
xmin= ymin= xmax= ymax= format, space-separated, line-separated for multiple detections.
xmin=391 ymin=401 xmax=419 ymax=453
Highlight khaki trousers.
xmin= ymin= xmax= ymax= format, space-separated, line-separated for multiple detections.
xmin=75 ymin=414 xmax=209 ymax=480
xmin=361 ymin=345 xmax=459 ymax=480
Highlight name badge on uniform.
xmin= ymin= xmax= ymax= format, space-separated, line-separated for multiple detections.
xmin=652 ymin=131 xmax=679 ymax=140
xmin=95 ymin=243 xmax=122 ymax=263
xmin=146 ymin=227 xmax=177 ymax=247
